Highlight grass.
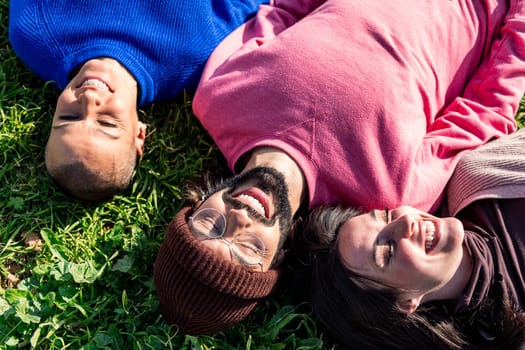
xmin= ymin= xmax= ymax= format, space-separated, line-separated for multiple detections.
xmin=1 ymin=1 xmax=524 ymax=349
xmin=0 ymin=1 xmax=333 ymax=349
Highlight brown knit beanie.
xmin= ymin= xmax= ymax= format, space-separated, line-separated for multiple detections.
xmin=153 ymin=207 xmax=283 ymax=334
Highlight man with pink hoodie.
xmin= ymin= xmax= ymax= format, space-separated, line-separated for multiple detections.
xmin=153 ymin=0 xmax=525 ymax=335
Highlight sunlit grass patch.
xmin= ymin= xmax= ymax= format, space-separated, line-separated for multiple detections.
xmin=0 ymin=1 xmax=334 ymax=348
xmin=1 ymin=0 xmax=524 ymax=348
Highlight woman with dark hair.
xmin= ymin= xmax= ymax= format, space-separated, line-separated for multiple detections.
xmin=305 ymin=129 xmax=525 ymax=349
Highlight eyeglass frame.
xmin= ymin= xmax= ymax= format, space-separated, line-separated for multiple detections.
xmin=189 ymin=207 xmax=266 ymax=272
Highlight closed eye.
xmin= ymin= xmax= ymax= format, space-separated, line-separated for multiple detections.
xmin=98 ymin=119 xmax=117 ymax=128
xmin=192 ymin=216 xmax=225 ymax=237
xmin=235 ymin=241 xmax=266 ymax=257
xmin=374 ymin=237 xmax=394 ymax=269
xmin=233 ymin=233 xmax=268 ymax=260
xmin=58 ymin=115 xmax=118 ymax=128
xmin=59 ymin=115 xmax=81 ymax=121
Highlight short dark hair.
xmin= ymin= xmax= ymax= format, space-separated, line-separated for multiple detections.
xmin=47 ymin=155 xmax=136 ymax=202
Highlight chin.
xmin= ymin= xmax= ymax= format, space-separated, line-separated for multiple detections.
xmin=443 ymin=217 xmax=465 ymax=267
xmin=443 ymin=217 xmax=464 ymax=242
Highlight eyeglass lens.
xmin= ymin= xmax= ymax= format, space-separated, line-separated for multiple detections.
xmin=190 ymin=208 xmax=266 ymax=268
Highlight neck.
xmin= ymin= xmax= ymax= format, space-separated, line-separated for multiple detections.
xmin=423 ymin=245 xmax=473 ymax=303
xmin=242 ymin=147 xmax=307 ymax=215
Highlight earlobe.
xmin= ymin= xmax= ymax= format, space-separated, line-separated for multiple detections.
xmin=135 ymin=122 xmax=147 ymax=156
xmin=397 ymin=296 xmax=423 ymax=314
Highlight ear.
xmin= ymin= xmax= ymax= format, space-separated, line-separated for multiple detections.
xmin=397 ymin=296 xmax=423 ymax=314
xmin=135 ymin=122 xmax=147 ymax=156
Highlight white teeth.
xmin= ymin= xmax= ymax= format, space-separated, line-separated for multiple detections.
xmin=238 ymin=194 xmax=266 ymax=217
xmin=424 ymin=221 xmax=436 ymax=250
xmin=82 ymin=79 xmax=109 ymax=91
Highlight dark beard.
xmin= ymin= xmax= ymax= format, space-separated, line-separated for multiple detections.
xmin=205 ymin=167 xmax=294 ymax=238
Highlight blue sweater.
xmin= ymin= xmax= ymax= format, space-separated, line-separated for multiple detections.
xmin=8 ymin=0 xmax=267 ymax=107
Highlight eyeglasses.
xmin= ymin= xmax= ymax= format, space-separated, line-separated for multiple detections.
xmin=189 ymin=208 xmax=266 ymax=271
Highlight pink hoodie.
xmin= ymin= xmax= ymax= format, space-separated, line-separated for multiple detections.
xmin=194 ymin=0 xmax=525 ymax=212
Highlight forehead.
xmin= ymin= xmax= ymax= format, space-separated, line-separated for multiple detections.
xmin=48 ymin=131 xmax=129 ymax=163
xmin=336 ymin=212 xmax=379 ymax=275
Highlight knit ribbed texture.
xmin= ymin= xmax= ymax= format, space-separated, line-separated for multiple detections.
xmin=447 ymin=129 xmax=525 ymax=215
xmin=153 ymin=207 xmax=282 ymax=334
xmin=8 ymin=0 xmax=267 ymax=107
xmin=193 ymin=0 xmax=523 ymax=213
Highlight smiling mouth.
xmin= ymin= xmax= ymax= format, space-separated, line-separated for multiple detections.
xmin=424 ymin=221 xmax=439 ymax=253
xmin=234 ymin=188 xmax=270 ymax=219
xmin=79 ymin=78 xmax=111 ymax=91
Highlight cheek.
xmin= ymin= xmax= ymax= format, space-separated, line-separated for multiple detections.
xmin=110 ymin=96 xmax=134 ymax=114
xmin=198 ymin=240 xmax=232 ymax=263
xmin=395 ymin=250 xmax=454 ymax=291
xmin=393 ymin=243 xmax=430 ymax=277
xmin=57 ymin=88 xmax=75 ymax=105
xmin=260 ymin=227 xmax=281 ymax=261
xmin=112 ymin=91 xmax=138 ymax=114
xmin=390 ymin=259 xmax=439 ymax=291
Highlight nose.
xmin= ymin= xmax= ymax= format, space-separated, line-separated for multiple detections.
xmin=393 ymin=214 xmax=416 ymax=240
xmin=224 ymin=208 xmax=253 ymax=236
xmin=78 ymin=89 xmax=102 ymax=115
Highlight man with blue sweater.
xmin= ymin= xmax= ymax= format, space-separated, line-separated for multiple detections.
xmin=8 ymin=0 xmax=266 ymax=201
